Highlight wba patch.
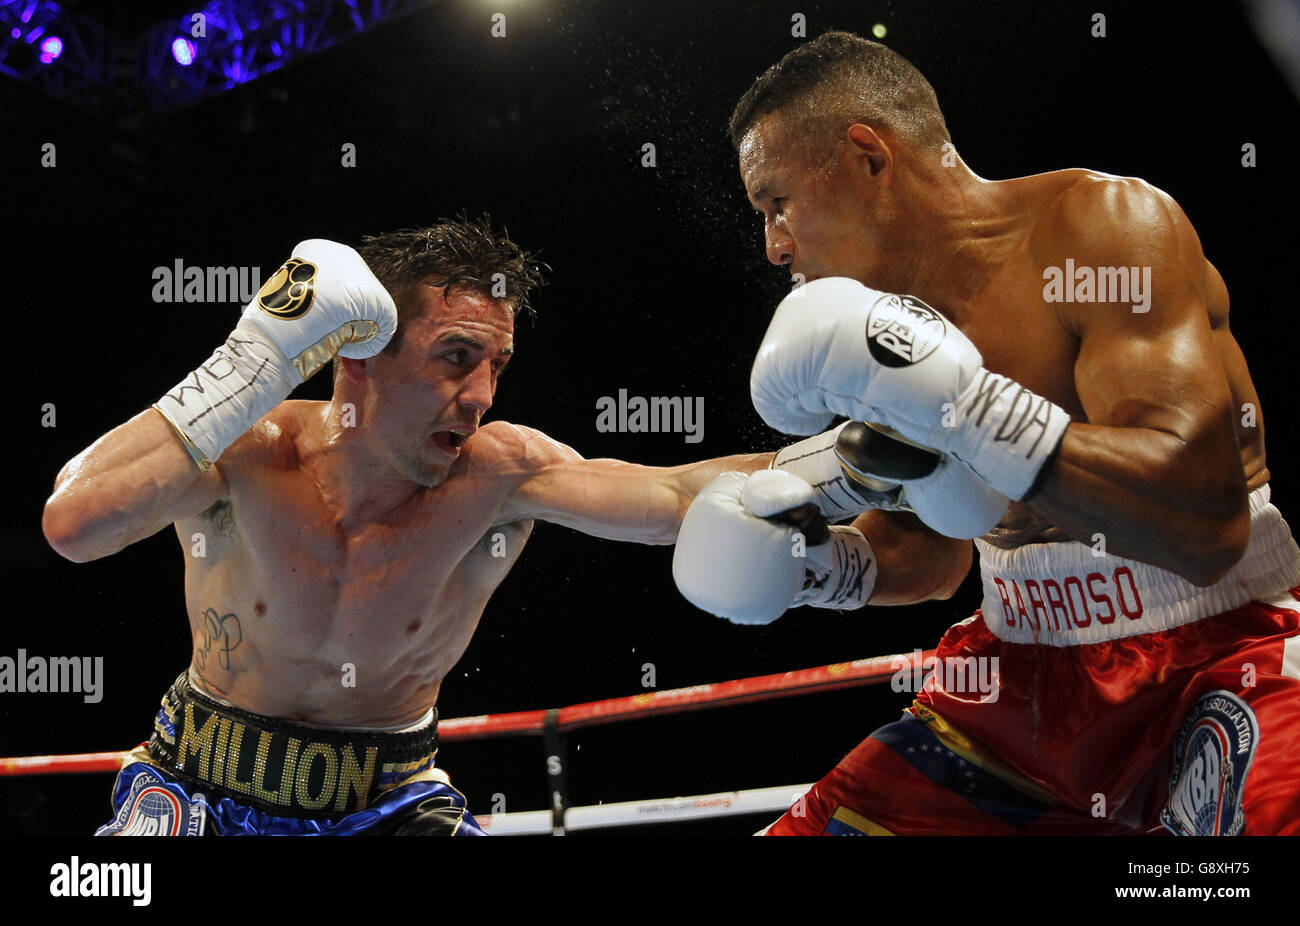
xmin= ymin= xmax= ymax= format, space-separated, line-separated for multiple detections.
xmin=96 ymin=766 xmax=206 ymax=837
xmin=1160 ymin=691 xmax=1259 ymax=836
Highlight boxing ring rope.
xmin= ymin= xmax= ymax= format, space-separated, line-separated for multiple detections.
xmin=1 ymin=648 xmax=934 ymax=834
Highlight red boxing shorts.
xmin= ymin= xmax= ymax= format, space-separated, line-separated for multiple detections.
xmin=767 ymin=484 xmax=1300 ymax=835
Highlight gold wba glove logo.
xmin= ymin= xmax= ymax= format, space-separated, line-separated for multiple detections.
xmin=256 ymin=258 xmax=317 ymax=319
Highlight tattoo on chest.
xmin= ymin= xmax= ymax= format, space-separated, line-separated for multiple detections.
xmin=195 ymin=607 xmax=243 ymax=671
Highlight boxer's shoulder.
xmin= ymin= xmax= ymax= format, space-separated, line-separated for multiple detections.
xmin=1024 ymin=170 xmax=1207 ymax=336
xmin=1031 ymin=170 xmax=1196 ymax=256
xmin=218 ymin=399 xmax=315 ymax=473
xmin=463 ymin=420 xmax=582 ymax=478
xmin=172 ymin=402 xmax=314 ymax=541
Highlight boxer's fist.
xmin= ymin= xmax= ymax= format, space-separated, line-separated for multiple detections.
xmin=836 ymin=422 xmax=1009 ymax=539
xmin=751 ymin=278 xmax=1069 ymax=500
xmin=672 ymin=471 xmax=876 ymax=624
xmin=154 ymin=239 xmax=398 ymax=472
xmin=240 ymin=239 xmax=398 ymax=384
xmin=742 ymin=470 xmax=877 ymax=613
xmin=751 ymin=278 xmax=981 ymax=441
xmin=673 ymin=472 xmax=806 ymax=624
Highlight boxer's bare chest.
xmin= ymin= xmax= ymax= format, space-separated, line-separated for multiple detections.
xmin=928 ymin=215 xmax=1088 ymax=547
xmin=226 ymin=460 xmax=521 ymax=614
xmin=177 ymin=424 xmax=532 ymax=720
xmin=956 ymin=273 xmax=1086 ymax=420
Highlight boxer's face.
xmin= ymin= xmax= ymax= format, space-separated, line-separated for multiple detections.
xmin=739 ymin=111 xmax=891 ymax=287
xmin=369 ymin=285 xmax=514 ymax=487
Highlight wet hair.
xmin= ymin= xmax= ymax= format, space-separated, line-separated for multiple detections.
xmin=333 ymin=214 xmax=544 ymax=383
xmin=728 ymin=31 xmax=951 ymax=160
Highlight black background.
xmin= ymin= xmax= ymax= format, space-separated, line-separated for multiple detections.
xmin=2 ymin=0 xmax=1298 ymax=839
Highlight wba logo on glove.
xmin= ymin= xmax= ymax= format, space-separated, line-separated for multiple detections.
xmin=257 ymin=257 xmax=317 ymax=320
xmin=865 ymin=294 xmax=947 ymax=367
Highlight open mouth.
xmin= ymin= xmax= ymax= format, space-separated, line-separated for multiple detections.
xmin=430 ymin=428 xmax=471 ymax=454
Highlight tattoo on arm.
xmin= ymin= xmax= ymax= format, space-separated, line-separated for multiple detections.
xmin=195 ymin=607 xmax=243 ymax=671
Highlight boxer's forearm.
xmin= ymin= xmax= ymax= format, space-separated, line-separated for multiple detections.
xmin=856 ymin=510 xmax=973 ymax=605
xmin=512 ymin=451 xmax=773 ymax=544
xmin=1027 ymin=421 xmax=1250 ymax=586
xmin=663 ymin=453 xmax=774 ymax=503
xmin=588 ymin=452 xmax=773 ymax=543
xmin=43 ymin=408 xmax=224 ymax=563
xmin=646 ymin=452 xmax=775 ymax=541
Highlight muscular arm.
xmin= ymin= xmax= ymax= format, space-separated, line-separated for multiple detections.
xmin=493 ymin=420 xmax=972 ymax=601
xmin=1028 ymin=180 xmax=1249 ymax=585
xmin=492 ymin=423 xmax=771 ymax=544
xmin=42 ymin=408 xmax=227 ymax=562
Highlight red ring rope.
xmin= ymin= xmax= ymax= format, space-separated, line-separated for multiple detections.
xmin=0 ymin=648 xmax=934 ymax=775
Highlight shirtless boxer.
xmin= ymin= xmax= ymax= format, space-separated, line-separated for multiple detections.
xmin=42 ymin=219 xmax=794 ymax=835
xmin=675 ymin=32 xmax=1300 ymax=834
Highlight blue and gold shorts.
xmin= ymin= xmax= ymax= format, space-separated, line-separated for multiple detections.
xmin=96 ymin=672 xmax=484 ymax=836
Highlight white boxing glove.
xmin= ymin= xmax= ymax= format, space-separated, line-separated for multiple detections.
xmin=672 ymin=470 xmax=877 ymax=624
xmin=770 ymin=423 xmax=903 ymax=519
xmin=751 ymin=278 xmax=1071 ymax=500
xmin=771 ymin=421 xmax=1009 ymax=539
xmin=152 ymin=239 xmax=397 ymax=471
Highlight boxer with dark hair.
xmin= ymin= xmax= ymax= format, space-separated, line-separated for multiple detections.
xmin=675 ymin=31 xmax=1300 ymax=835
xmin=43 ymin=217 xmax=787 ymax=835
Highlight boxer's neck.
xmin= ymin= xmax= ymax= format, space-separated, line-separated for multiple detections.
xmin=885 ymin=157 xmax=1025 ymax=325
xmin=302 ymin=398 xmax=433 ymax=529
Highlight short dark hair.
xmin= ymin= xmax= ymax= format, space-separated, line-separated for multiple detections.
xmin=334 ymin=215 xmax=545 ymax=383
xmin=728 ymin=31 xmax=951 ymax=159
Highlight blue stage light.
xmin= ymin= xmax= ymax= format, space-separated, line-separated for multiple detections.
xmin=38 ymin=34 xmax=61 ymax=63
xmin=171 ymin=36 xmax=195 ymax=66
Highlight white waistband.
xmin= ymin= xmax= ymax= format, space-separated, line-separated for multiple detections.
xmin=975 ymin=484 xmax=1300 ymax=646
xmin=185 ymin=670 xmax=436 ymax=733
xmin=344 ymin=707 xmax=436 ymax=734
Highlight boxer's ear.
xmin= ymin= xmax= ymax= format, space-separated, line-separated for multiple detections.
xmin=846 ymin=123 xmax=891 ymax=177
xmin=340 ymin=356 xmax=369 ymax=382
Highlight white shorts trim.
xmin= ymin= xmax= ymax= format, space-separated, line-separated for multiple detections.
xmin=1282 ymin=626 xmax=1300 ymax=682
xmin=975 ymin=484 xmax=1300 ymax=646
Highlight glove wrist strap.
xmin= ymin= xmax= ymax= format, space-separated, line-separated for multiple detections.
xmin=772 ymin=425 xmax=900 ymax=519
xmin=949 ymin=368 xmax=1070 ymax=501
xmin=794 ymin=527 xmax=878 ymax=610
xmin=153 ymin=317 xmax=299 ymax=470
